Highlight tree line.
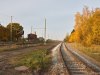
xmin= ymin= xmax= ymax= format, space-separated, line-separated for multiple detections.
xmin=0 ymin=23 xmax=24 ymax=42
xmin=65 ymin=7 xmax=100 ymax=46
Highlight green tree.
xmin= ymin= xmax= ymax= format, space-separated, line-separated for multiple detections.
xmin=7 ymin=23 xmax=24 ymax=41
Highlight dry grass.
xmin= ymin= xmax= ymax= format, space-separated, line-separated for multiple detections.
xmin=0 ymin=45 xmax=20 ymax=52
xmin=70 ymin=43 xmax=100 ymax=62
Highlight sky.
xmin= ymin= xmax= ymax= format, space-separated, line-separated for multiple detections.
xmin=0 ymin=0 xmax=100 ymax=40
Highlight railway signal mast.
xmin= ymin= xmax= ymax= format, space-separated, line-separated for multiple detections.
xmin=10 ymin=16 xmax=12 ymax=43
xmin=44 ymin=18 xmax=46 ymax=45
xmin=30 ymin=18 xmax=47 ymax=45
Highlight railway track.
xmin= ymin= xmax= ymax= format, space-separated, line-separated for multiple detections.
xmin=49 ymin=44 xmax=69 ymax=75
xmin=60 ymin=43 xmax=100 ymax=75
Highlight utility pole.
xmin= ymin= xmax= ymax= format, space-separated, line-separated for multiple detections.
xmin=44 ymin=18 xmax=46 ymax=45
xmin=31 ymin=26 xmax=33 ymax=33
xmin=48 ymin=34 xmax=49 ymax=39
xmin=0 ymin=22 xmax=1 ymax=26
xmin=10 ymin=16 xmax=13 ymax=43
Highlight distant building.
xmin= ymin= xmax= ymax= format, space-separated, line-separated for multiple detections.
xmin=38 ymin=37 xmax=44 ymax=41
xmin=28 ymin=32 xmax=37 ymax=41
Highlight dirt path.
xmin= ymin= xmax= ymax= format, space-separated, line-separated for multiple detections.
xmin=0 ymin=43 xmax=58 ymax=75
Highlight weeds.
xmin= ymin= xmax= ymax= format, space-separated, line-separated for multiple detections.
xmin=12 ymin=49 xmax=51 ymax=72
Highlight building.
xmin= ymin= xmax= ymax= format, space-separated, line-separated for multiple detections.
xmin=28 ymin=32 xmax=37 ymax=41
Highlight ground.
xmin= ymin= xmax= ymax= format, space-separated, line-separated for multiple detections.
xmin=0 ymin=42 xmax=58 ymax=75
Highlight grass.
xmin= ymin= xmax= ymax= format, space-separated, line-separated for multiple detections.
xmin=10 ymin=49 xmax=52 ymax=72
xmin=70 ymin=43 xmax=100 ymax=62
xmin=0 ymin=44 xmax=33 ymax=52
xmin=0 ymin=45 xmax=18 ymax=52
